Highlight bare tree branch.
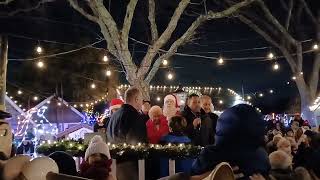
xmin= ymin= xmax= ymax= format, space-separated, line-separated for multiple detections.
xmin=299 ymin=0 xmax=319 ymax=26
xmin=296 ymin=42 xmax=303 ymax=72
xmin=256 ymin=0 xmax=296 ymax=45
xmin=285 ymin=0 xmax=293 ymax=30
xmin=148 ymin=0 xmax=158 ymax=43
xmin=67 ymin=0 xmax=99 ymax=23
xmin=121 ymin=0 xmax=138 ymax=44
xmin=0 ymin=0 xmax=15 ymax=5
xmin=237 ymin=14 xmax=298 ymax=72
xmin=3 ymin=0 xmax=54 ymax=16
xmin=145 ymin=0 xmax=256 ymax=83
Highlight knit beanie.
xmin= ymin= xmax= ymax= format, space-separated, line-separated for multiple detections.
xmin=85 ymin=135 xmax=111 ymax=161
xmin=49 ymin=151 xmax=78 ymax=176
xmin=109 ymin=98 xmax=124 ymax=111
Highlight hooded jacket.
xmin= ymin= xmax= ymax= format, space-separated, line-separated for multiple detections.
xmin=191 ymin=104 xmax=270 ymax=179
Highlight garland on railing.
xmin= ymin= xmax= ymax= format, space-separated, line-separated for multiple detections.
xmin=36 ymin=139 xmax=203 ymax=160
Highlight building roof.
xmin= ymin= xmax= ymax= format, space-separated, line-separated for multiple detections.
xmin=56 ymin=123 xmax=93 ymax=138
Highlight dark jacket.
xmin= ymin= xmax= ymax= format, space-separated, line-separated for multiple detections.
xmin=181 ymin=106 xmax=216 ymax=146
xmin=269 ymin=169 xmax=297 ymax=180
xmin=107 ymin=104 xmax=147 ymax=144
xmin=160 ymin=132 xmax=191 ymax=144
xmin=191 ymin=104 xmax=270 ymax=179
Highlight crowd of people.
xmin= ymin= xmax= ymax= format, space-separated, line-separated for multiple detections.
xmin=1 ymin=86 xmax=320 ymax=180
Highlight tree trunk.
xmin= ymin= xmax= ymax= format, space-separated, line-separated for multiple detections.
xmin=0 ymin=35 xmax=8 ymax=111
xmin=130 ymin=79 xmax=150 ymax=101
xmin=295 ymin=76 xmax=317 ymax=127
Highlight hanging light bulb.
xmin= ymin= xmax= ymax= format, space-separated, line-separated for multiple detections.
xmin=162 ymin=60 xmax=168 ymax=66
xmin=273 ymin=62 xmax=280 ymax=70
xmin=268 ymin=52 xmax=274 ymax=59
xmin=247 ymin=96 xmax=252 ymax=100
xmin=33 ymin=96 xmax=39 ymax=101
xmin=103 ymin=55 xmax=109 ymax=62
xmin=292 ymin=76 xmax=296 ymax=80
xmin=36 ymin=46 xmax=42 ymax=54
xmin=37 ymin=61 xmax=44 ymax=68
xmin=57 ymin=102 xmax=62 ymax=106
xmin=259 ymin=93 xmax=264 ymax=97
xmin=313 ymin=44 xmax=319 ymax=50
xmin=219 ymin=100 xmax=223 ymax=104
xmin=269 ymin=89 xmax=274 ymax=94
xmin=106 ymin=70 xmax=111 ymax=77
xmin=91 ymin=83 xmax=96 ymax=89
xmin=167 ymin=72 xmax=173 ymax=80
xmin=156 ymin=97 xmax=161 ymax=101
xmin=217 ymin=57 xmax=224 ymax=65
xmin=17 ymin=90 xmax=23 ymax=95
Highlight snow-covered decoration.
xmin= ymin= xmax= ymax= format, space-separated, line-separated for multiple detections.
xmin=56 ymin=124 xmax=93 ymax=140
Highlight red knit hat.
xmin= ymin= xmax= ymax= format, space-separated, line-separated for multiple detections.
xmin=109 ymin=98 xmax=124 ymax=111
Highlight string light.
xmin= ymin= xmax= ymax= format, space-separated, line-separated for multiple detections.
xmin=268 ymin=52 xmax=274 ymax=59
xmin=73 ymin=104 xmax=77 ymax=108
xmin=36 ymin=46 xmax=42 ymax=54
xmin=103 ymin=55 xmax=109 ymax=62
xmin=247 ymin=96 xmax=252 ymax=100
xmin=217 ymin=57 xmax=224 ymax=65
xmin=162 ymin=59 xmax=168 ymax=66
xmin=292 ymin=76 xmax=296 ymax=80
xmin=167 ymin=72 xmax=173 ymax=80
xmin=273 ymin=62 xmax=280 ymax=70
xmin=156 ymin=97 xmax=161 ymax=101
xmin=219 ymin=100 xmax=223 ymax=104
xmin=300 ymin=72 xmax=303 ymax=75
xmin=313 ymin=44 xmax=319 ymax=50
xmin=57 ymin=102 xmax=62 ymax=106
xmin=91 ymin=83 xmax=96 ymax=89
xmin=106 ymin=70 xmax=111 ymax=77
xmin=47 ymin=101 xmax=50 ymax=104
xmin=33 ymin=96 xmax=38 ymax=101
xmin=269 ymin=89 xmax=274 ymax=94
xmin=37 ymin=61 xmax=44 ymax=68
xmin=259 ymin=93 xmax=264 ymax=97
xmin=17 ymin=90 xmax=23 ymax=95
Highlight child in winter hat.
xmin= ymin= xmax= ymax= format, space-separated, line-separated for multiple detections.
xmin=80 ymin=135 xmax=114 ymax=180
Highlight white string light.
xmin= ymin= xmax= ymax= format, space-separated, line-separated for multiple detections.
xmin=33 ymin=96 xmax=39 ymax=101
xmin=273 ymin=62 xmax=280 ymax=70
xmin=37 ymin=61 xmax=44 ymax=68
xmin=247 ymin=96 xmax=252 ymax=100
xmin=156 ymin=97 xmax=161 ymax=101
xmin=259 ymin=93 xmax=264 ymax=97
xmin=217 ymin=57 xmax=224 ymax=65
xmin=106 ymin=70 xmax=111 ymax=77
xmin=269 ymin=89 xmax=274 ymax=94
xmin=162 ymin=59 xmax=168 ymax=66
xmin=91 ymin=83 xmax=96 ymax=89
xmin=292 ymin=76 xmax=296 ymax=80
xmin=268 ymin=52 xmax=274 ymax=59
xmin=36 ymin=46 xmax=42 ymax=54
xmin=313 ymin=44 xmax=319 ymax=50
xmin=219 ymin=100 xmax=223 ymax=104
xmin=167 ymin=72 xmax=173 ymax=80
xmin=17 ymin=90 xmax=23 ymax=95
xmin=103 ymin=55 xmax=109 ymax=62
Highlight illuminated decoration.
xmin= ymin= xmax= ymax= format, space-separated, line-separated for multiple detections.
xmin=167 ymin=72 xmax=173 ymax=80
xmin=313 ymin=44 xmax=319 ymax=50
xmin=268 ymin=52 xmax=274 ymax=59
xmin=286 ymin=81 xmax=290 ymax=85
xmin=273 ymin=62 xmax=279 ymax=70
xmin=219 ymin=100 xmax=223 ymax=104
xmin=162 ymin=59 xmax=168 ymax=66
xmin=106 ymin=70 xmax=111 ymax=77
xmin=17 ymin=90 xmax=23 ymax=95
xmin=263 ymin=113 xmax=292 ymax=127
xmin=217 ymin=57 xmax=224 ymax=65
xmin=259 ymin=93 xmax=264 ymax=97
xmin=103 ymin=55 xmax=109 ymax=62
xmin=300 ymin=72 xmax=303 ymax=75
xmin=33 ymin=96 xmax=39 ymax=101
xmin=36 ymin=46 xmax=42 ymax=54
xmin=247 ymin=96 xmax=252 ymax=100
xmin=269 ymin=89 xmax=274 ymax=94
xmin=91 ymin=83 xmax=96 ymax=89
xmin=156 ymin=97 xmax=161 ymax=101
xmin=292 ymin=76 xmax=296 ymax=80
xmin=37 ymin=61 xmax=44 ymax=68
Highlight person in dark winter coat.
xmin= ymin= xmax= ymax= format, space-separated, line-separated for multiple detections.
xmin=200 ymin=95 xmax=218 ymax=144
xmin=107 ymin=87 xmax=147 ymax=144
xmin=181 ymin=94 xmax=215 ymax=146
xmin=269 ymin=150 xmax=296 ymax=180
xmin=49 ymin=151 xmax=78 ymax=176
xmin=190 ymin=104 xmax=270 ymax=179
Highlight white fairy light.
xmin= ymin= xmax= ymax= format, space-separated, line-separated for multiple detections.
xmin=36 ymin=46 xmax=42 ymax=54
xmin=17 ymin=90 xmax=23 ymax=95
xmin=273 ymin=62 xmax=279 ymax=70
xmin=162 ymin=59 xmax=168 ymax=66
xmin=167 ymin=73 xmax=173 ymax=80
xmin=106 ymin=70 xmax=111 ymax=77
xmin=268 ymin=52 xmax=274 ymax=59
xmin=247 ymin=96 xmax=252 ymax=100
xmin=219 ymin=100 xmax=223 ymax=104
xmin=91 ymin=83 xmax=96 ymax=89
xmin=259 ymin=93 xmax=264 ymax=97
xmin=217 ymin=57 xmax=224 ymax=65
xmin=292 ymin=76 xmax=296 ymax=80
xmin=269 ymin=89 xmax=274 ymax=94
xmin=103 ymin=55 xmax=109 ymax=62
xmin=37 ymin=61 xmax=44 ymax=68
xmin=156 ymin=97 xmax=161 ymax=101
xmin=313 ymin=44 xmax=319 ymax=50
xmin=33 ymin=96 xmax=39 ymax=101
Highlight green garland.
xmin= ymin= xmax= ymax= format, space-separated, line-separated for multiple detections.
xmin=36 ymin=140 xmax=203 ymax=160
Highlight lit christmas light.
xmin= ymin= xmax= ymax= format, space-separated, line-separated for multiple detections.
xmin=259 ymin=93 xmax=264 ymax=97
xmin=91 ymin=83 xmax=96 ymax=89
xmin=273 ymin=62 xmax=279 ymax=70
xmin=217 ymin=57 xmax=224 ymax=65
xmin=106 ymin=70 xmax=111 ymax=77
xmin=33 ymin=96 xmax=39 ymax=101
xmin=103 ymin=55 xmax=109 ymax=62
xmin=162 ymin=60 xmax=168 ymax=66
xmin=36 ymin=46 xmax=42 ymax=54
xmin=268 ymin=52 xmax=274 ymax=59
xmin=219 ymin=100 xmax=223 ymax=104
xmin=47 ymin=101 xmax=50 ymax=104
xmin=167 ymin=73 xmax=173 ymax=80
xmin=73 ymin=104 xmax=77 ymax=108
xmin=17 ymin=90 xmax=23 ymax=95
xmin=300 ymin=72 xmax=303 ymax=75
xmin=57 ymin=102 xmax=62 ymax=106
xmin=37 ymin=61 xmax=44 ymax=68
xmin=292 ymin=76 xmax=296 ymax=80
xmin=156 ymin=97 xmax=161 ymax=101
xmin=313 ymin=44 xmax=319 ymax=50
xmin=269 ymin=89 xmax=274 ymax=94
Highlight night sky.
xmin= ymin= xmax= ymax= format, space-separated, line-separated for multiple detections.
xmin=0 ymin=0 xmax=316 ymax=113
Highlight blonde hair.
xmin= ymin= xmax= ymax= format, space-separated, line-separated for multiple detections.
xmin=148 ymin=106 xmax=163 ymax=119
xmin=124 ymin=87 xmax=140 ymax=103
xmin=269 ymin=150 xmax=292 ymax=169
